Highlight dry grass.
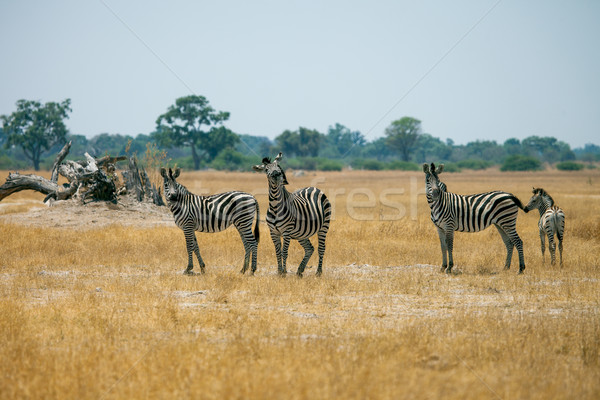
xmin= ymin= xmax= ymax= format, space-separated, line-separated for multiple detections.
xmin=1 ymin=168 xmax=599 ymax=399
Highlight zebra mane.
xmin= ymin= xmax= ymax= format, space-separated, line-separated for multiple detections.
xmin=533 ymin=187 xmax=554 ymax=206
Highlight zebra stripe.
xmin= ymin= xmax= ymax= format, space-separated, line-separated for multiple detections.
xmin=254 ymin=153 xmax=331 ymax=277
xmin=423 ymin=162 xmax=526 ymax=274
xmin=161 ymin=168 xmax=260 ymax=275
xmin=524 ymin=187 xmax=565 ymax=266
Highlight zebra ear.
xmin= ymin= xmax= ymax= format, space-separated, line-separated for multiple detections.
xmin=173 ymin=168 xmax=181 ymax=179
xmin=437 ymin=164 xmax=444 ymax=174
xmin=253 ymin=164 xmax=265 ymax=172
xmin=422 ymin=163 xmax=430 ymax=173
xmin=275 ymin=152 xmax=283 ymax=163
xmin=281 ymin=168 xmax=289 ymax=185
xmin=160 ymin=167 xmax=167 ymax=178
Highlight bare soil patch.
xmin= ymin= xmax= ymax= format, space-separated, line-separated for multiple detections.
xmin=0 ymin=197 xmax=173 ymax=229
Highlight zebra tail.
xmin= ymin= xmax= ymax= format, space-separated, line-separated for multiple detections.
xmin=254 ymin=199 xmax=260 ymax=244
xmin=511 ymin=195 xmax=526 ymax=212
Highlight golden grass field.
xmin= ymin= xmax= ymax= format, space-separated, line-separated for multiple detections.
xmin=1 ymin=167 xmax=599 ymax=399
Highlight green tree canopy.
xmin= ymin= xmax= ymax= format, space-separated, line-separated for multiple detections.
xmin=1 ymin=99 xmax=72 ymax=170
xmin=385 ymin=117 xmax=422 ymax=162
xmin=275 ymin=127 xmax=323 ymax=157
xmin=152 ymin=95 xmax=237 ymax=170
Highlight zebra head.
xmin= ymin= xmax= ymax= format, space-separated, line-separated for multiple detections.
xmin=160 ymin=167 xmax=183 ymax=202
xmin=422 ymin=162 xmax=446 ymax=202
xmin=253 ymin=152 xmax=289 ymax=185
xmin=524 ymin=187 xmax=554 ymax=212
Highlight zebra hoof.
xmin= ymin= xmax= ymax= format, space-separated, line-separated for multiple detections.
xmin=183 ymin=269 xmax=195 ymax=276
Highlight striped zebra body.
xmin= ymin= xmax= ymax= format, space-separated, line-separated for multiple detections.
xmin=254 ymin=153 xmax=331 ymax=276
xmin=423 ymin=163 xmax=526 ymax=274
xmin=524 ymin=188 xmax=565 ymax=266
xmin=161 ymin=168 xmax=260 ymax=275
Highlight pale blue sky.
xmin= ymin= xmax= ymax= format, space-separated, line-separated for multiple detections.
xmin=1 ymin=0 xmax=599 ymax=147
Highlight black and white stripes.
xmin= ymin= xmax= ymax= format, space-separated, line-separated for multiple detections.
xmin=524 ymin=187 xmax=565 ymax=266
xmin=161 ymin=167 xmax=260 ymax=275
xmin=423 ymin=163 xmax=526 ymax=274
xmin=253 ymin=153 xmax=331 ymax=277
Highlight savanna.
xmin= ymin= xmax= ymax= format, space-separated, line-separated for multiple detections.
xmin=0 ymin=168 xmax=599 ymax=399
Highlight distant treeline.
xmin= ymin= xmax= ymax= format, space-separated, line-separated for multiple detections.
xmin=1 ymin=126 xmax=598 ymax=172
xmin=2 ymin=96 xmax=598 ymax=172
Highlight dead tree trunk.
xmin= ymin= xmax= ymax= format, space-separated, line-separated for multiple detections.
xmin=121 ymin=155 xmax=165 ymax=206
xmin=0 ymin=142 xmax=165 ymax=206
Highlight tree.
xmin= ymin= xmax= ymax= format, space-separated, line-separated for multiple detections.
xmin=275 ymin=127 xmax=322 ymax=157
xmin=1 ymin=99 xmax=72 ymax=170
xmin=323 ymin=123 xmax=365 ymax=158
xmin=153 ymin=95 xmax=237 ymax=170
xmin=385 ymin=117 xmax=422 ymax=162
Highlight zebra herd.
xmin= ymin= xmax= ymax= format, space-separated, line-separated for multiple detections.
xmin=160 ymin=156 xmax=565 ymax=276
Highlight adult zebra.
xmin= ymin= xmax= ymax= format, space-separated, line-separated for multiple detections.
xmin=160 ymin=168 xmax=260 ymax=275
xmin=253 ymin=153 xmax=331 ymax=277
xmin=524 ymin=187 xmax=565 ymax=266
xmin=423 ymin=163 xmax=526 ymax=274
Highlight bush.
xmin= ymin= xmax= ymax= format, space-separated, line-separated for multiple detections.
xmin=283 ymin=157 xmax=343 ymax=171
xmin=456 ymin=159 xmax=492 ymax=170
xmin=0 ymin=155 xmax=29 ymax=170
xmin=441 ymin=163 xmax=461 ymax=173
xmin=500 ymin=155 xmax=542 ymax=171
xmin=555 ymin=161 xmax=584 ymax=171
xmin=386 ymin=160 xmax=419 ymax=171
xmin=210 ymin=149 xmax=261 ymax=171
xmin=351 ymin=158 xmax=385 ymax=170
xmin=316 ymin=158 xmax=343 ymax=171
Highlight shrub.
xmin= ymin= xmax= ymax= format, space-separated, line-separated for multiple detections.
xmin=351 ymin=158 xmax=385 ymax=170
xmin=283 ymin=157 xmax=342 ymax=171
xmin=441 ymin=163 xmax=461 ymax=173
xmin=316 ymin=158 xmax=343 ymax=171
xmin=210 ymin=149 xmax=261 ymax=171
xmin=386 ymin=160 xmax=419 ymax=171
xmin=500 ymin=155 xmax=542 ymax=171
xmin=456 ymin=159 xmax=492 ymax=170
xmin=555 ymin=161 xmax=584 ymax=171
xmin=0 ymin=155 xmax=29 ymax=170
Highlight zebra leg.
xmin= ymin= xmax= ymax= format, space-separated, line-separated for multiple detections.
xmin=192 ymin=234 xmax=205 ymax=274
xmin=270 ymin=231 xmax=284 ymax=275
xmin=316 ymin=229 xmax=327 ymax=277
xmin=436 ymin=227 xmax=448 ymax=272
xmin=237 ymin=228 xmax=253 ymax=275
xmin=547 ymin=231 xmax=556 ymax=265
xmin=184 ymin=230 xmax=205 ymax=275
xmin=281 ymin=236 xmax=291 ymax=275
xmin=444 ymin=230 xmax=455 ymax=274
xmin=557 ymin=232 xmax=563 ymax=267
xmin=498 ymin=224 xmax=525 ymax=273
xmin=296 ymin=238 xmax=314 ymax=277
xmin=495 ymin=225 xmax=514 ymax=270
xmin=539 ymin=228 xmax=546 ymax=263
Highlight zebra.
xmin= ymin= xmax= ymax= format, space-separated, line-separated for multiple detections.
xmin=160 ymin=167 xmax=260 ymax=275
xmin=423 ymin=162 xmax=526 ymax=274
xmin=253 ymin=153 xmax=331 ymax=277
xmin=524 ymin=187 xmax=565 ymax=266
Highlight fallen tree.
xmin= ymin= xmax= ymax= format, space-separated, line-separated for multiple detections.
xmin=0 ymin=141 xmax=164 ymax=206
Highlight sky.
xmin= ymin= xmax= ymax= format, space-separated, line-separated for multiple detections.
xmin=1 ymin=0 xmax=599 ymax=148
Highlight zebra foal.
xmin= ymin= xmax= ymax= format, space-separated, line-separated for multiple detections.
xmin=160 ymin=168 xmax=260 ymax=275
xmin=524 ymin=187 xmax=565 ymax=266
xmin=423 ymin=162 xmax=526 ymax=274
xmin=253 ymin=153 xmax=331 ymax=277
